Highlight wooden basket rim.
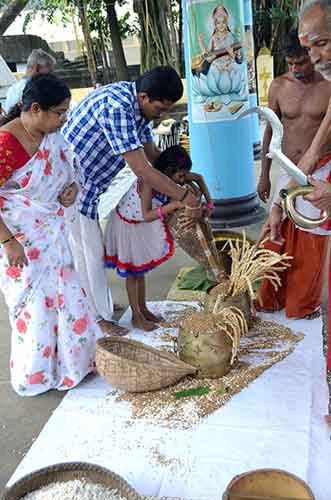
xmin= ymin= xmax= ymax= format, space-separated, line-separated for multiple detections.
xmin=2 ymin=461 xmax=140 ymax=500
xmin=222 ymin=468 xmax=315 ymax=500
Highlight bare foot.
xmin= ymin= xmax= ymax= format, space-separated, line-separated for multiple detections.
xmin=113 ymin=303 xmax=125 ymax=312
xmin=303 ymin=309 xmax=321 ymax=320
xmin=142 ymin=309 xmax=164 ymax=323
xmin=98 ymin=319 xmax=128 ymax=336
xmin=132 ymin=316 xmax=157 ymax=332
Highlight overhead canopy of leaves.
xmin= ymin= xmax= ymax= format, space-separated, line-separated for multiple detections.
xmin=252 ymin=0 xmax=302 ymax=75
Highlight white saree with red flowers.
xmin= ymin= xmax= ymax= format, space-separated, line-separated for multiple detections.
xmin=0 ymin=132 xmax=102 ymax=396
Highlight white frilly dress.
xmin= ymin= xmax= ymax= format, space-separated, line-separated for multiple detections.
xmin=104 ymin=180 xmax=174 ymax=277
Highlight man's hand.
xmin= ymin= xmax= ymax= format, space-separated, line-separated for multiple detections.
xmin=257 ymin=173 xmax=271 ymax=202
xmin=297 ymin=148 xmax=319 ymax=175
xmin=304 ymin=176 xmax=331 ymax=211
xmin=256 ymin=206 xmax=284 ymax=246
xmin=58 ymin=182 xmax=79 ymax=208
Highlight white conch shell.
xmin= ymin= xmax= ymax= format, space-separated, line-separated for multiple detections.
xmin=237 ymin=106 xmax=308 ymax=186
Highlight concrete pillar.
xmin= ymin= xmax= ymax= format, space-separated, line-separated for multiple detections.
xmin=182 ymin=0 xmax=265 ymax=227
xmin=244 ymin=0 xmax=261 ymax=158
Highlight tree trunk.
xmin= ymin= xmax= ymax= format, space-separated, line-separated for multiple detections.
xmin=98 ymin=27 xmax=113 ymax=83
xmin=75 ymin=0 xmax=98 ymax=87
xmin=104 ymin=0 xmax=130 ymax=81
xmin=166 ymin=0 xmax=179 ymax=72
xmin=177 ymin=0 xmax=184 ymax=76
xmin=0 ymin=0 xmax=30 ymax=35
xmin=134 ymin=0 xmax=175 ymax=72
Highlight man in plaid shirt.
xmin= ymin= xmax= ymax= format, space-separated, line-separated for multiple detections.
xmin=63 ymin=66 xmax=198 ymax=335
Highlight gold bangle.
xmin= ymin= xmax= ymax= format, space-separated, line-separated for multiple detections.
xmin=1 ymin=234 xmax=15 ymax=245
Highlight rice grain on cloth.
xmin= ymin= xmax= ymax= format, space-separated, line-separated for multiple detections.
xmin=22 ymin=480 xmax=127 ymax=500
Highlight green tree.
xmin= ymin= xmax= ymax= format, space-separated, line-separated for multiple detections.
xmin=0 ymin=0 xmax=30 ymax=35
xmin=22 ymin=0 xmax=134 ymax=82
xmin=103 ymin=0 xmax=129 ymax=81
xmin=133 ymin=0 xmax=179 ymax=73
xmin=252 ymin=0 xmax=303 ymax=75
xmin=74 ymin=0 xmax=97 ymax=86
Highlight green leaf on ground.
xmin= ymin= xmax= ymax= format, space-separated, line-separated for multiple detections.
xmin=174 ymin=386 xmax=210 ymax=399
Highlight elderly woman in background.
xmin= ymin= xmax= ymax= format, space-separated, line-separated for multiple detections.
xmin=0 ymin=74 xmax=102 ymax=396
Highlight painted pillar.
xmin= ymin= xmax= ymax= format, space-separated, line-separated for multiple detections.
xmin=243 ymin=0 xmax=261 ymax=158
xmin=182 ymin=0 xmax=264 ymax=227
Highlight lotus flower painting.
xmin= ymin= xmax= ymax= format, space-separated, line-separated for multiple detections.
xmin=188 ymin=1 xmax=249 ymax=123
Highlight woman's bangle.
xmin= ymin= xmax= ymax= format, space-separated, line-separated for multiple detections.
xmin=156 ymin=206 xmax=165 ymax=221
xmin=1 ymin=234 xmax=16 ymax=245
xmin=206 ymin=202 xmax=215 ymax=209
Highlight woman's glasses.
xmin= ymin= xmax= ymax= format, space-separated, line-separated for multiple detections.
xmin=49 ymin=108 xmax=68 ymax=120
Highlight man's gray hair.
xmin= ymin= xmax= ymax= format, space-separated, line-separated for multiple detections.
xmin=299 ymin=0 xmax=331 ymax=18
xmin=26 ymin=49 xmax=56 ymax=71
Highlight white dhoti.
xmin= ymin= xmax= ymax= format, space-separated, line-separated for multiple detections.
xmin=66 ymin=206 xmax=114 ymax=321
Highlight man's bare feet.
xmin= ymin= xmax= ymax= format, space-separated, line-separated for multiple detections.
xmin=141 ymin=309 xmax=164 ymax=323
xmin=98 ymin=319 xmax=128 ymax=336
xmin=303 ymin=309 xmax=321 ymax=320
xmin=132 ymin=316 xmax=157 ymax=332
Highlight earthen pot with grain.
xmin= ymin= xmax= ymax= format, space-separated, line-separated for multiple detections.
xmin=204 ymin=279 xmax=253 ymax=327
xmin=178 ymin=311 xmax=233 ymax=379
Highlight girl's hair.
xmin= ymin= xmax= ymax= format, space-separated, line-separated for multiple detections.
xmin=154 ymin=145 xmax=192 ymax=177
xmin=1 ymin=74 xmax=71 ymax=125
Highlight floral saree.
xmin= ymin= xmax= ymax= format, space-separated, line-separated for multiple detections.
xmin=0 ymin=131 xmax=102 ymax=396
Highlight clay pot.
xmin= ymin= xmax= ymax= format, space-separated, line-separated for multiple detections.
xmin=205 ymin=289 xmax=253 ymax=328
xmin=178 ymin=311 xmax=233 ymax=379
xmin=223 ymin=468 xmax=315 ymax=500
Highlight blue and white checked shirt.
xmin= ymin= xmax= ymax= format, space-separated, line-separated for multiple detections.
xmin=63 ymin=81 xmax=153 ymax=219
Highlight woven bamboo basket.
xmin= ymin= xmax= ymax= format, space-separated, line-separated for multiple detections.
xmin=96 ymin=337 xmax=197 ymax=393
xmin=223 ymin=468 xmax=315 ymax=500
xmin=2 ymin=462 xmax=140 ymax=500
xmin=168 ymin=185 xmax=225 ymax=282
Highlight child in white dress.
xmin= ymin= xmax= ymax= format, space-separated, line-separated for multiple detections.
xmin=104 ymin=145 xmax=214 ymax=331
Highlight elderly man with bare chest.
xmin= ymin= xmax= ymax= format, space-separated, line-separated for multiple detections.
xmin=258 ymin=29 xmax=331 ymax=201
xmin=256 ymin=29 xmax=331 ymax=320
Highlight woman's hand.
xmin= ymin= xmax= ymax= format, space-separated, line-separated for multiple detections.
xmin=58 ymin=182 xmax=78 ymax=208
xmin=4 ymin=239 xmax=28 ymax=268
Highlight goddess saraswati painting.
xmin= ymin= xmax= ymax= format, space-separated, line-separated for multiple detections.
xmin=188 ymin=2 xmax=249 ymax=121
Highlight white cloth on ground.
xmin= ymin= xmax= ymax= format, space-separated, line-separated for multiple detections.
xmin=7 ymin=304 xmax=331 ymax=500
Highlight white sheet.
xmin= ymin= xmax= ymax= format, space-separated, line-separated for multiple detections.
xmin=7 ymin=302 xmax=331 ymax=500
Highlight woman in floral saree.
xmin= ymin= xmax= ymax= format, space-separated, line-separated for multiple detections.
xmin=0 ymin=74 xmax=102 ymax=396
